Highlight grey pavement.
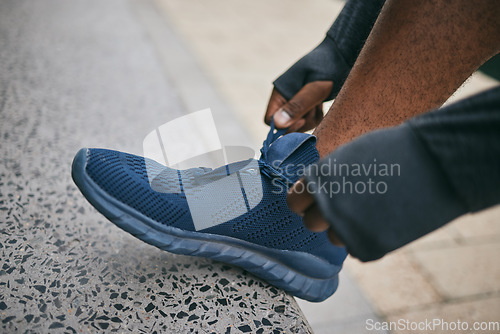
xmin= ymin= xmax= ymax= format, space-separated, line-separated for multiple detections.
xmin=0 ymin=0 xmax=311 ymax=332
xmin=296 ymin=270 xmax=387 ymax=334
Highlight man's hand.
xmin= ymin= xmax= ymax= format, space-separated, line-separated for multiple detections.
xmin=264 ymin=81 xmax=333 ymax=132
xmin=287 ymin=178 xmax=345 ymax=246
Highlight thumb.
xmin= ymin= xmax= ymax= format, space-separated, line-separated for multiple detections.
xmin=274 ymin=81 xmax=333 ymax=128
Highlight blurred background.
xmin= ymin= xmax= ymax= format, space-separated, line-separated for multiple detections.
xmin=156 ymin=0 xmax=500 ymax=332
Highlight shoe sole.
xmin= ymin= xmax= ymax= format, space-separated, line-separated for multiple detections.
xmin=71 ymin=148 xmax=341 ymax=302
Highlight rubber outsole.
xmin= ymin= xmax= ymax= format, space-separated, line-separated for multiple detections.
xmin=71 ymin=148 xmax=341 ymax=302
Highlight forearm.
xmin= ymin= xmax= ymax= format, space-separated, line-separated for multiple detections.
xmin=314 ymin=0 xmax=500 ymax=157
xmin=304 ymin=87 xmax=500 ymax=261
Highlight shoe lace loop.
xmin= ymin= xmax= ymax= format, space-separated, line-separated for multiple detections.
xmin=260 ymin=118 xmax=287 ymax=161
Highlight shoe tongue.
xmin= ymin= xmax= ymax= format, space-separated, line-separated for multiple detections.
xmin=263 ymin=132 xmax=319 ymax=182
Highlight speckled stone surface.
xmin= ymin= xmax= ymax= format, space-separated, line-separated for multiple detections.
xmin=0 ymin=0 xmax=312 ymax=332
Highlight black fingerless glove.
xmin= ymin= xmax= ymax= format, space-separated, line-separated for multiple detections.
xmin=273 ymin=0 xmax=385 ymax=101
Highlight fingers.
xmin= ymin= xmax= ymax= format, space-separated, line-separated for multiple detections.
xmin=297 ymin=105 xmax=324 ymax=133
xmin=273 ymin=81 xmax=332 ymax=129
xmin=287 ymin=179 xmax=315 ymax=214
xmin=327 ymin=228 xmax=345 ymax=247
xmin=303 ymin=205 xmax=329 ymax=232
xmin=264 ymin=88 xmax=287 ymax=125
xmin=288 ymin=179 xmax=328 ymax=232
xmin=287 ymin=105 xmax=325 ymax=133
xmin=264 ymin=81 xmax=332 ymax=131
xmin=288 ymin=178 xmax=345 ymax=247
xmin=287 ymin=118 xmax=307 ymax=133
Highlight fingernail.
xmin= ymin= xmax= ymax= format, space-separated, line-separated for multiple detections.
xmin=274 ymin=109 xmax=291 ymax=127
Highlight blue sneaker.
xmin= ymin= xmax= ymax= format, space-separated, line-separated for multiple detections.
xmin=71 ymin=125 xmax=347 ymax=302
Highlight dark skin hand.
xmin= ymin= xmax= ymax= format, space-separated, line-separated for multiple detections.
xmin=287 ymin=179 xmax=345 ymax=246
xmin=264 ymin=81 xmax=333 ymax=132
xmin=285 ymin=0 xmax=500 ymax=246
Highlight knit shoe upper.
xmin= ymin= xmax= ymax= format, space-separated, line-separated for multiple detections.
xmin=73 ymin=124 xmax=347 ymax=301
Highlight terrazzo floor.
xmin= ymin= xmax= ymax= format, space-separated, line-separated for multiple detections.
xmin=0 ymin=0 xmax=312 ymax=332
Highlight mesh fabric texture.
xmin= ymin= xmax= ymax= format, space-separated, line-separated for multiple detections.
xmin=84 ymin=131 xmax=346 ymax=265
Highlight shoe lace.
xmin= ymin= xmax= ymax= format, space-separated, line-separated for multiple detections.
xmin=259 ymin=118 xmax=287 ymax=161
xmin=258 ymin=119 xmax=293 ymax=187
